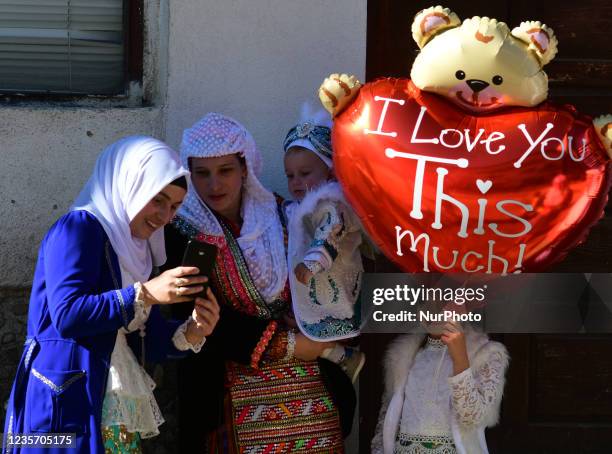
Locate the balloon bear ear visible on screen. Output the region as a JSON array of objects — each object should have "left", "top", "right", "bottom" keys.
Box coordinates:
[
  {"left": 511, "top": 21, "right": 558, "bottom": 66},
  {"left": 412, "top": 5, "right": 461, "bottom": 49}
]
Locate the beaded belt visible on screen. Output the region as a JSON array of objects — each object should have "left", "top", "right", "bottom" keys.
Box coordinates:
[{"left": 395, "top": 433, "right": 456, "bottom": 454}]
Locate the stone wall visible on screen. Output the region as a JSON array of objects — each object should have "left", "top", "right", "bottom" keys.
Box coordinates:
[
  {"left": 0, "top": 288, "right": 29, "bottom": 411},
  {"left": 0, "top": 290, "right": 179, "bottom": 454}
]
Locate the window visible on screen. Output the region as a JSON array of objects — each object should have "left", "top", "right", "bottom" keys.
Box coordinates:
[{"left": 0, "top": 0, "right": 142, "bottom": 96}]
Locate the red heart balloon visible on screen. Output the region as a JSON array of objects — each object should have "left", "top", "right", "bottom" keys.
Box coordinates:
[{"left": 333, "top": 78, "right": 610, "bottom": 273}]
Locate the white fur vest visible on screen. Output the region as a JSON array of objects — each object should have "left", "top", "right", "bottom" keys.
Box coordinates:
[
  {"left": 286, "top": 181, "right": 364, "bottom": 341},
  {"left": 373, "top": 331, "right": 509, "bottom": 454}
]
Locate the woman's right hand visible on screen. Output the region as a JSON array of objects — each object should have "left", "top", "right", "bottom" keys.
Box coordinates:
[
  {"left": 293, "top": 333, "right": 334, "bottom": 361},
  {"left": 142, "top": 266, "right": 208, "bottom": 305}
]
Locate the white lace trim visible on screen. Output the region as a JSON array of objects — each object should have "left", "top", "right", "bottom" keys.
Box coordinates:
[
  {"left": 303, "top": 259, "right": 324, "bottom": 275},
  {"left": 283, "top": 329, "right": 296, "bottom": 361},
  {"left": 102, "top": 331, "right": 164, "bottom": 438},
  {"left": 172, "top": 318, "right": 206, "bottom": 353},
  {"left": 448, "top": 351, "right": 506, "bottom": 428},
  {"left": 425, "top": 337, "right": 445, "bottom": 349},
  {"left": 126, "top": 283, "right": 151, "bottom": 332}
]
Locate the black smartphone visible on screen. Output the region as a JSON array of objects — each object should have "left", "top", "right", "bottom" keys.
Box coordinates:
[{"left": 181, "top": 239, "right": 218, "bottom": 299}]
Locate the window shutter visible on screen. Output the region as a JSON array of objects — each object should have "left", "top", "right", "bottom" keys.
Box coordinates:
[{"left": 0, "top": 0, "right": 125, "bottom": 95}]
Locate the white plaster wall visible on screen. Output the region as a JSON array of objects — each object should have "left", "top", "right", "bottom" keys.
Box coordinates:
[
  {"left": 0, "top": 0, "right": 169, "bottom": 288},
  {"left": 165, "top": 0, "right": 367, "bottom": 195},
  {"left": 0, "top": 107, "right": 163, "bottom": 287},
  {"left": 0, "top": 0, "right": 367, "bottom": 290}
]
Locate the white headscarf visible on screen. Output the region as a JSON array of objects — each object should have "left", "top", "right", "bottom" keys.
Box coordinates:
[
  {"left": 72, "top": 136, "right": 189, "bottom": 284},
  {"left": 177, "top": 113, "right": 288, "bottom": 304}
]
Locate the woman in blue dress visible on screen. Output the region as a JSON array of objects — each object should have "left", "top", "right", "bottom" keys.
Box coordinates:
[{"left": 2, "top": 136, "right": 220, "bottom": 453}]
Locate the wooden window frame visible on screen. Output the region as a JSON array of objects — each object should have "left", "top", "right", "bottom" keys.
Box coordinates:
[
  {"left": 126, "top": 0, "right": 143, "bottom": 87},
  {"left": 0, "top": 0, "right": 143, "bottom": 100}
]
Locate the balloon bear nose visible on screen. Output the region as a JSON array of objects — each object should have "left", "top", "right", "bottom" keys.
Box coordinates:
[{"left": 466, "top": 79, "right": 489, "bottom": 93}]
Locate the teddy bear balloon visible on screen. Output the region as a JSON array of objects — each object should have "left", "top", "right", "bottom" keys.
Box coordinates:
[{"left": 320, "top": 6, "right": 612, "bottom": 274}]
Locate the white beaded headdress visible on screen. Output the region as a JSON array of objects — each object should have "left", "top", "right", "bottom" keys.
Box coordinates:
[{"left": 177, "top": 113, "right": 288, "bottom": 304}]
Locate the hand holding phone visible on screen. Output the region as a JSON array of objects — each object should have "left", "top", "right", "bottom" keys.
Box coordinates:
[
  {"left": 188, "top": 289, "right": 221, "bottom": 337},
  {"left": 181, "top": 239, "right": 218, "bottom": 299},
  {"left": 141, "top": 266, "right": 207, "bottom": 305}
]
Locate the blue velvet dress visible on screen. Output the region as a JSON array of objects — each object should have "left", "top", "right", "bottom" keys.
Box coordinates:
[{"left": 2, "top": 210, "right": 184, "bottom": 454}]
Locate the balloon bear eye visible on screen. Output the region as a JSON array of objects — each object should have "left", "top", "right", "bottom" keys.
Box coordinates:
[
  {"left": 492, "top": 75, "right": 503, "bottom": 85},
  {"left": 455, "top": 70, "right": 466, "bottom": 80}
]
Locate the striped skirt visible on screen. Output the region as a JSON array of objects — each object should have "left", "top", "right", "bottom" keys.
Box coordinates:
[{"left": 207, "top": 359, "right": 344, "bottom": 454}]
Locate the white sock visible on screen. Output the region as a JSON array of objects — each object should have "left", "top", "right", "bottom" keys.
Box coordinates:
[{"left": 321, "top": 344, "right": 346, "bottom": 364}]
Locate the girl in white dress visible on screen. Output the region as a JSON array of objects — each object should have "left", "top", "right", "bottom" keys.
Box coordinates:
[{"left": 371, "top": 321, "right": 509, "bottom": 454}]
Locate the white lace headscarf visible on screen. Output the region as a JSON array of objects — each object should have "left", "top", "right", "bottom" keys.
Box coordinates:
[
  {"left": 72, "top": 136, "right": 189, "bottom": 284},
  {"left": 177, "top": 113, "right": 288, "bottom": 304}
]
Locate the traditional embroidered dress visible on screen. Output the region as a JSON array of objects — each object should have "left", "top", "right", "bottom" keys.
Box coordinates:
[
  {"left": 171, "top": 214, "right": 345, "bottom": 453},
  {"left": 285, "top": 181, "right": 363, "bottom": 341},
  {"left": 371, "top": 331, "right": 509, "bottom": 454},
  {"left": 101, "top": 425, "right": 141, "bottom": 454},
  {"left": 165, "top": 113, "right": 349, "bottom": 453}
]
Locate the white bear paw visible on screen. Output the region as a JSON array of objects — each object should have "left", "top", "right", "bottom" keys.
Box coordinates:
[
  {"left": 594, "top": 115, "right": 612, "bottom": 158},
  {"left": 319, "top": 73, "right": 362, "bottom": 117}
]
